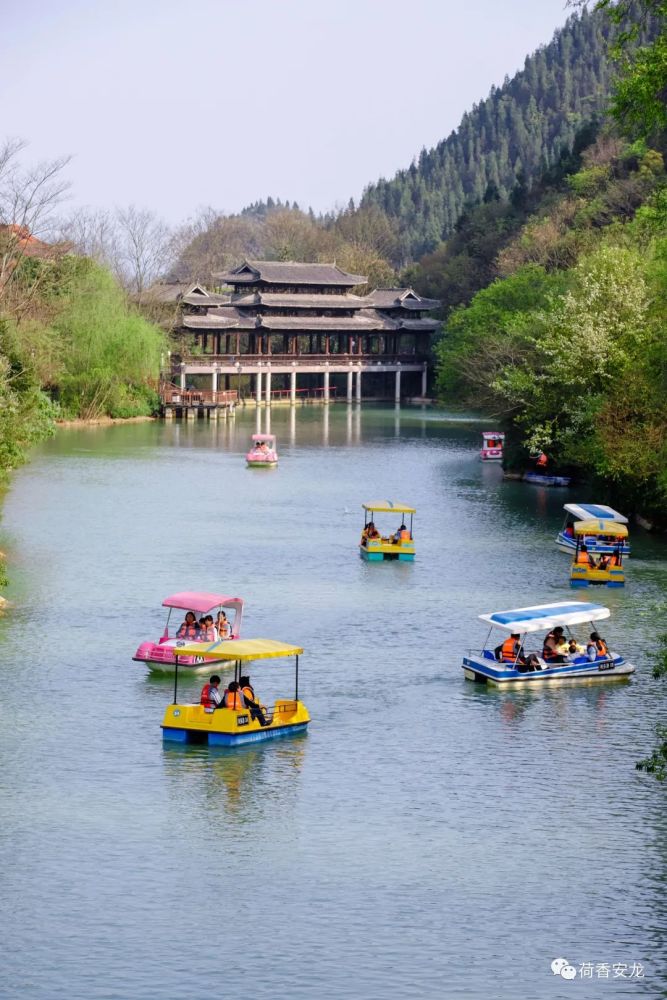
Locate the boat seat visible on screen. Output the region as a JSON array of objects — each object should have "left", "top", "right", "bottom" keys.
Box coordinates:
[{"left": 483, "top": 649, "right": 496, "bottom": 660}]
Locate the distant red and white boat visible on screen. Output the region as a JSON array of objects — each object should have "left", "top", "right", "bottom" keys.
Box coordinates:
[{"left": 480, "top": 431, "right": 505, "bottom": 461}]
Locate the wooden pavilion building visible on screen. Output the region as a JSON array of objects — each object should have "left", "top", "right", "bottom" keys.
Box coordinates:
[{"left": 163, "top": 260, "right": 440, "bottom": 410}]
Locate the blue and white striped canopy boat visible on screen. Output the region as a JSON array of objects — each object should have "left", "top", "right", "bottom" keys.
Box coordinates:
[
  {"left": 462, "top": 601, "right": 635, "bottom": 686},
  {"left": 556, "top": 503, "right": 630, "bottom": 555}
]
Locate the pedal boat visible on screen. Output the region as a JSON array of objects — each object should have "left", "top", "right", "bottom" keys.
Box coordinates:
[
  {"left": 570, "top": 521, "right": 627, "bottom": 588},
  {"left": 246, "top": 433, "right": 278, "bottom": 468},
  {"left": 480, "top": 431, "right": 505, "bottom": 461},
  {"left": 133, "top": 592, "right": 244, "bottom": 674},
  {"left": 523, "top": 471, "right": 571, "bottom": 487},
  {"left": 557, "top": 503, "right": 630, "bottom": 556},
  {"left": 161, "top": 638, "right": 310, "bottom": 746},
  {"left": 461, "top": 601, "right": 635, "bottom": 686},
  {"left": 359, "top": 501, "right": 415, "bottom": 561}
]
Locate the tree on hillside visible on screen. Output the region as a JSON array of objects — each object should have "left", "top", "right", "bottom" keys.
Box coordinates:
[
  {"left": 0, "top": 138, "right": 71, "bottom": 306},
  {"left": 572, "top": 1, "right": 667, "bottom": 136},
  {"left": 114, "top": 206, "right": 173, "bottom": 300}
]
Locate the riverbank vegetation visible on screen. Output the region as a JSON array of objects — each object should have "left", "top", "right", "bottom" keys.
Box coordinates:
[
  {"left": 427, "top": 0, "right": 667, "bottom": 523},
  {"left": 0, "top": 142, "right": 166, "bottom": 489}
]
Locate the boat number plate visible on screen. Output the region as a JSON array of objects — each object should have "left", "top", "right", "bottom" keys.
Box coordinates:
[
  {"left": 598, "top": 662, "right": 614, "bottom": 672},
  {"left": 237, "top": 715, "right": 249, "bottom": 726}
]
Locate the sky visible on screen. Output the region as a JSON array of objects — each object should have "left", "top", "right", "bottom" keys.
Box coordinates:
[{"left": 2, "top": 0, "right": 574, "bottom": 226}]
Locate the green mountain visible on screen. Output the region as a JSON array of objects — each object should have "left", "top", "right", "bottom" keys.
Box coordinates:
[{"left": 360, "top": 7, "right": 657, "bottom": 264}]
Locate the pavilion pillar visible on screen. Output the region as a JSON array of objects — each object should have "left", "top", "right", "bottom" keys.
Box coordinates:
[
  {"left": 346, "top": 369, "right": 353, "bottom": 402},
  {"left": 290, "top": 368, "right": 297, "bottom": 406},
  {"left": 255, "top": 368, "right": 263, "bottom": 406},
  {"left": 179, "top": 364, "right": 186, "bottom": 390},
  {"left": 422, "top": 363, "right": 428, "bottom": 397},
  {"left": 265, "top": 364, "right": 272, "bottom": 406},
  {"left": 212, "top": 366, "right": 218, "bottom": 395},
  {"left": 324, "top": 368, "right": 330, "bottom": 404},
  {"left": 355, "top": 368, "right": 362, "bottom": 403},
  {"left": 394, "top": 367, "right": 401, "bottom": 403}
]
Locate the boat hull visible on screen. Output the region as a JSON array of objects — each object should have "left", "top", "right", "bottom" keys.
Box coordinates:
[
  {"left": 462, "top": 652, "right": 634, "bottom": 687},
  {"left": 162, "top": 699, "right": 310, "bottom": 746},
  {"left": 480, "top": 450, "right": 503, "bottom": 461},
  {"left": 360, "top": 542, "right": 414, "bottom": 562},
  {"left": 570, "top": 565, "right": 625, "bottom": 588},
  {"left": 246, "top": 460, "right": 278, "bottom": 468},
  {"left": 523, "top": 472, "right": 571, "bottom": 487}
]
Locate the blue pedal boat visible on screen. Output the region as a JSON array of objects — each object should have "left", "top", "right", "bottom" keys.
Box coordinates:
[{"left": 461, "top": 601, "right": 635, "bottom": 687}]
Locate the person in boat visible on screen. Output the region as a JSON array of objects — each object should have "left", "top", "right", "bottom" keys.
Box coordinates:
[
  {"left": 201, "top": 675, "right": 223, "bottom": 710},
  {"left": 536, "top": 451, "right": 548, "bottom": 469},
  {"left": 177, "top": 611, "right": 199, "bottom": 639},
  {"left": 575, "top": 544, "right": 596, "bottom": 568},
  {"left": 543, "top": 627, "right": 569, "bottom": 663},
  {"left": 392, "top": 523, "right": 411, "bottom": 544},
  {"left": 567, "top": 638, "right": 585, "bottom": 659},
  {"left": 495, "top": 633, "right": 526, "bottom": 664},
  {"left": 587, "top": 632, "right": 610, "bottom": 660},
  {"left": 216, "top": 610, "right": 232, "bottom": 639},
  {"left": 196, "top": 617, "right": 214, "bottom": 642},
  {"left": 240, "top": 675, "right": 269, "bottom": 727},
  {"left": 596, "top": 553, "right": 611, "bottom": 571},
  {"left": 361, "top": 521, "right": 380, "bottom": 546},
  {"left": 223, "top": 680, "right": 246, "bottom": 710}
]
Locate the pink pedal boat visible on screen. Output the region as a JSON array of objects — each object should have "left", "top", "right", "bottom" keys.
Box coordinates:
[
  {"left": 246, "top": 433, "right": 278, "bottom": 468},
  {"left": 133, "top": 592, "right": 244, "bottom": 674}
]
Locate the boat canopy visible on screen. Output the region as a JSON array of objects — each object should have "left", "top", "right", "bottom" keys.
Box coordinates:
[
  {"left": 362, "top": 501, "right": 416, "bottom": 514},
  {"left": 573, "top": 520, "right": 628, "bottom": 538},
  {"left": 173, "top": 637, "right": 303, "bottom": 661},
  {"left": 251, "top": 434, "right": 276, "bottom": 444},
  {"left": 482, "top": 431, "right": 505, "bottom": 439},
  {"left": 162, "top": 592, "right": 244, "bottom": 614},
  {"left": 479, "top": 601, "right": 610, "bottom": 633},
  {"left": 563, "top": 503, "right": 628, "bottom": 524}
]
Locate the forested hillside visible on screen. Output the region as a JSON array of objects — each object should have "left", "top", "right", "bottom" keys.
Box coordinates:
[
  {"left": 360, "top": 7, "right": 657, "bottom": 263},
  {"left": 432, "top": 0, "right": 667, "bottom": 523}
]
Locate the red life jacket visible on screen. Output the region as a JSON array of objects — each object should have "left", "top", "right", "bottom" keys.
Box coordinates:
[{"left": 200, "top": 683, "right": 216, "bottom": 708}]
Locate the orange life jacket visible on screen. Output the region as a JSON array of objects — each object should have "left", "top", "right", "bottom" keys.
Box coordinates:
[
  {"left": 596, "top": 638, "right": 609, "bottom": 657},
  {"left": 224, "top": 690, "right": 243, "bottom": 710},
  {"left": 399, "top": 529, "right": 410, "bottom": 541},
  {"left": 500, "top": 637, "right": 519, "bottom": 662},
  {"left": 177, "top": 623, "right": 198, "bottom": 639},
  {"left": 241, "top": 685, "right": 255, "bottom": 702},
  {"left": 200, "top": 683, "right": 216, "bottom": 708},
  {"left": 576, "top": 550, "right": 591, "bottom": 565},
  {"left": 536, "top": 453, "right": 548, "bottom": 468}
]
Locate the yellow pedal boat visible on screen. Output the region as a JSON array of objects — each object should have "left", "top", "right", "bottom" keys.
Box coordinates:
[
  {"left": 359, "top": 501, "right": 415, "bottom": 561},
  {"left": 570, "top": 520, "right": 627, "bottom": 588},
  {"left": 161, "top": 638, "right": 310, "bottom": 746}
]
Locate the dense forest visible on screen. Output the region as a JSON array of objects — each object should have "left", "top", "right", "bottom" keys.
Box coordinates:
[{"left": 360, "top": 6, "right": 658, "bottom": 263}]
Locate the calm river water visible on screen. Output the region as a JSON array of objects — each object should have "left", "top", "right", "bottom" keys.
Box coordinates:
[{"left": 0, "top": 405, "right": 665, "bottom": 1000}]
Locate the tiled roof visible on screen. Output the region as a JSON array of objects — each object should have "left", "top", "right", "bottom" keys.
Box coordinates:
[
  {"left": 364, "top": 287, "right": 441, "bottom": 310},
  {"left": 232, "top": 292, "right": 366, "bottom": 309},
  {"left": 213, "top": 259, "right": 367, "bottom": 286}
]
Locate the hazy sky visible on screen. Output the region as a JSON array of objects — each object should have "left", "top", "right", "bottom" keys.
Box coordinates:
[{"left": 2, "top": 0, "right": 572, "bottom": 225}]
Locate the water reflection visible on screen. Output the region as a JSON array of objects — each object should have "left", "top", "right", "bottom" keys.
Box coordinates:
[{"left": 161, "top": 736, "right": 307, "bottom": 825}]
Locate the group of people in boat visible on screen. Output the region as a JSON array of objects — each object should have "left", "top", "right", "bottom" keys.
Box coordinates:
[
  {"left": 176, "top": 610, "right": 232, "bottom": 642},
  {"left": 200, "top": 674, "right": 270, "bottom": 726},
  {"left": 495, "top": 628, "right": 610, "bottom": 672},
  {"left": 360, "top": 522, "right": 411, "bottom": 547},
  {"left": 574, "top": 544, "right": 622, "bottom": 570}
]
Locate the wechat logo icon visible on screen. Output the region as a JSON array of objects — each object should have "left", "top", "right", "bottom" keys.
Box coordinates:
[{"left": 552, "top": 958, "right": 577, "bottom": 980}]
